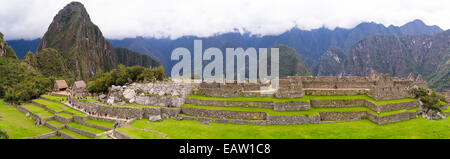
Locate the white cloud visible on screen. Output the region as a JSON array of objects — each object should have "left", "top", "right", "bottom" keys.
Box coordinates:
[{"left": 0, "top": 0, "right": 449, "bottom": 40}]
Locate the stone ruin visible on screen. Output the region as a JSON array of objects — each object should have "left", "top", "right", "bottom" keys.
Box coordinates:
[
  {"left": 102, "top": 82, "right": 199, "bottom": 107},
  {"left": 194, "top": 71, "right": 427, "bottom": 100}
]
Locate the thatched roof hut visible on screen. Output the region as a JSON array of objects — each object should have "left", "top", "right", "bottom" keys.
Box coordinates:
[{"left": 54, "top": 80, "right": 68, "bottom": 91}]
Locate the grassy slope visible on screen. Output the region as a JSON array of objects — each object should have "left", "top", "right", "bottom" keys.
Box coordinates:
[
  {"left": 59, "top": 128, "right": 92, "bottom": 139},
  {"left": 46, "top": 120, "right": 65, "bottom": 128},
  {"left": 187, "top": 94, "right": 417, "bottom": 105},
  {"left": 67, "top": 122, "right": 104, "bottom": 134},
  {"left": 33, "top": 99, "right": 85, "bottom": 116},
  {"left": 21, "top": 104, "right": 54, "bottom": 118},
  {"left": 182, "top": 104, "right": 418, "bottom": 117},
  {"left": 85, "top": 119, "right": 114, "bottom": 129},
  {"left": 0, "top": 100, "right": 54, "bottom": 138},
  {"left": 41, "top": 95, "right": 67, "bottom": 102},
  {"left": 118, "top": 118, "right": 450, "bottom": 139}
]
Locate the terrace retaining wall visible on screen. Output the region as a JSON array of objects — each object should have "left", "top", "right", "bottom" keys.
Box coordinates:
[
  {"left": 57, "top": 131, "right": 76, "bottom": 139},
  {"left": 27, "top": 131, "right": 58, "bottom": 139},
  {"left": 66, "top": 125, "right": 98, "bottom": 138},
  {"left": 181, "top": 107, "right": 266, "bottom": 120},
  {"left": 112, "top": 130, "right": 131, "bottom": 139},
  {"left": 251, "top": 115, "right": 320, "bottom": 125}
]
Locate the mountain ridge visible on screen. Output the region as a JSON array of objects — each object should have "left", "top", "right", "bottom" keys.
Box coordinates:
[{"left": 35, "top": 2, "right": 160, "bottom": 81}]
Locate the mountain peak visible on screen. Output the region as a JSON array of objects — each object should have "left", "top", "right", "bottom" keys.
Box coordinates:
[{"left": 37, "top": 1, "right": 159, "bottom": 80}]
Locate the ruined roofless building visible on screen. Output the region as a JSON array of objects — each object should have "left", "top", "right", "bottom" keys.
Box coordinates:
[
  {"left": 72, "top": 80, "right": 87, "bottom": 95},
  {"left": 194, "top": 71, "right": 427, "bottom": 100}
]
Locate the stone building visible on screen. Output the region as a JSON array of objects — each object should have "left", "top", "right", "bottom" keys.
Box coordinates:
[
  {"left": 54, "top": 80, "right": 68, "bottom": 91},
  {"left": 72, "top": 80, "right": 87, "bottom": 96}
]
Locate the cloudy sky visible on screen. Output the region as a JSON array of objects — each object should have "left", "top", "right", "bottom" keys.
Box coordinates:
[{"left": 0, "top": 0, "right": 449, "bottom": 40}]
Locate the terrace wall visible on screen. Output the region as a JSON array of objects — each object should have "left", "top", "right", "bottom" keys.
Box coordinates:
[
  {"left": 181, "top": 107, "right": 266, "bottom": 120},
  {"left": 319, "top": 111, "right": 418, "bottom": 124},
  {"left": 27, "top": 131, "right": 58, "bottom": 139},
  {"left": 251, "top": 115, "right": 320, "bottom": 125},
  {"left": 112, "top": 130, "right": 131, "bottom": 139}
]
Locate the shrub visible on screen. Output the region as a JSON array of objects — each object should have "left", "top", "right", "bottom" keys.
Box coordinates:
[
  {"left": 87, "top": 65, "right": 166, "bottom": 93},
  {"left": 0, "top": 58, "right": 53, "bottom": 104}
]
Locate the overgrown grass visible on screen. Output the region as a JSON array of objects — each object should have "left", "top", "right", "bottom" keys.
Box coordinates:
[
  {"left": 187, "top": 94, "right": 417, "bottom": 104},
  {"left": 67, "top": 122, "right": 104, "bottom": 134},
  {"left": 0, "top": 100, "right": 54, "bottom": 138},
  {"left": 182, "top": 104, "right": 418, "bottom": 117},
  {"left": 85, "top": 119, "right": 114, "bottom": 129},
  {"left": 59, "top": 128, "right": 92, "bottom": 139},
  {"left": 21, "top": 104, "right": 54, "bottom": 119},
  {"left": 118, "top": 117, "right": 450, "bottom": 139}
]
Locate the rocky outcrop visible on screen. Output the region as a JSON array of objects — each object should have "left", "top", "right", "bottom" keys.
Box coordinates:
[{"left": 105, "top": 82, "right": 198, "bottom": 107}]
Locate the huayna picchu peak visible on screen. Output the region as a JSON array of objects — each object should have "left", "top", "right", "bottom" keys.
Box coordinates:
[{"left": 37, "top": 2, "right": 160, "bottom": 81}]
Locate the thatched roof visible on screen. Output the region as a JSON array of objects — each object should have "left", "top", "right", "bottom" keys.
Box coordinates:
[
  {"left": 73, "top": 80, "right": 86, "bottom": 89},
  {"left": 54, "top": 80, "right": 68, "bottom": 90}
]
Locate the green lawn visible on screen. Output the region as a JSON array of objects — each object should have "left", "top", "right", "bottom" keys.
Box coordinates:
[
  {"left": 57, "top": 112, "right": 73, "bottom": 119},
  {"left": 21, "top": 104, "right": 54, "bottom": 119},
  {"left": 187, "top": 94, "right": 417, "bottom": 105},
  {"left": 0, "top": 100, "right": 54, "bottom": 138},
  {"left": 46, "top": 120, "right": 65, "bottom": 128},
  {"left": 41, "top": 95, "right": 67, "bottom": 102},
  {"left": 59, "top": 128, "right": 92, "bottom": 139},
  {"left": 67, "top": 122, "right": 105, "bottom": 134},
  {"left": 118, "top": 117, "right": 450, "bottom": 139},
  {"left": 85, "top": 119, "right": 115, "bottom": 129},
  {"left": 182, "top": 104, "right": 418, "bottom": 117},
  {"left": 33, "top": 99, "right": 85, "bottom": 117},
  {"left": 117, "top": 125, "right": 166, "bottom": 139}
]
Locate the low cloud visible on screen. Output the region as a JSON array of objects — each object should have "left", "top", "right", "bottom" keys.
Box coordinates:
[{"left": 0, "top": 0, "right": 449, "bottom": 40}]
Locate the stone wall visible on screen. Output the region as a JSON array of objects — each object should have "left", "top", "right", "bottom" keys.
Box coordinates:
[
  {"left": 304, "top": 89, "right": 370, "bottom": 96},
  {"left": 311, "top": 99, "right": 366, "bottom": 108},
  {"left": 319, "top": 111, "right": 367, "bottom": 121},
  {"left": 181, "top": 107, "right": 266, "bottom": 120},
  {"left": 273, "top": 102, "right": 310, "bottom": 111},
  {"left": 70, "top": 99, "right": 180, "bottom": 120},
  {"left": 185, "top": 98, "right": 274, "bottom": 108},
  {"left": 66, "top": 125, "right": 98, "bottom": 138},
  {"left": 112, "top": 130, "right": 131, "bottom": 139},
  {"left": 54, "top": 114, "right": 72, "bottom": 124},
  {"left": 106, "top": 82, "right": 198, "bottom": 106},
  {"left": 251, "top": 115, "right": 320, "bottom": 125},
  {"left": 310, "top": 99, "right": 419, "bottom": 113},
  {"left": 57, "top": 131, "right": 76, "bottom": 139},
  {"left": 27, "top": 131, "right": 58, "bottom": 139},
  {"left": 319, "top": 111, "right": 418, "bottom": 124}
]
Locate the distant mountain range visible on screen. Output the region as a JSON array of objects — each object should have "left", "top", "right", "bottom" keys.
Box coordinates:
[
  {"left": 317, "top": 30, "right": 450, "bottom": 91},
  {"left": 5, "top": 6, "right": 448, "bottom": 90}
]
